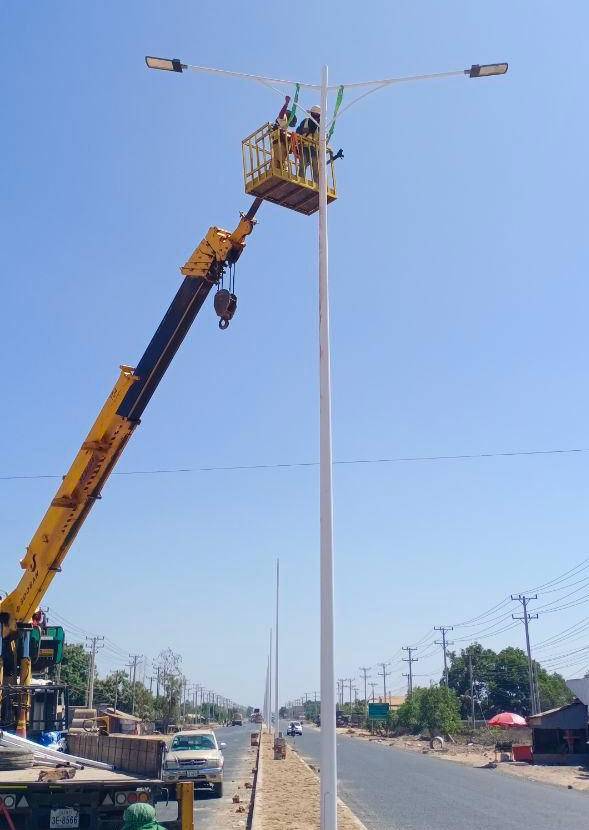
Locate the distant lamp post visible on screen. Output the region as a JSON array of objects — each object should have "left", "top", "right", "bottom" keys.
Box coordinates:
[
  {"left": 467, "top": 63, "right": 509, "bottom": 78},
  {"left": 145, "top": 56, "right": 184, "bottom": 73}
]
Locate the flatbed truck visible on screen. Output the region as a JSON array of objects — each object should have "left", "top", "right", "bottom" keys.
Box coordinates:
[{"left": 0, "top": 766, "right": 194, "bottom": 830}]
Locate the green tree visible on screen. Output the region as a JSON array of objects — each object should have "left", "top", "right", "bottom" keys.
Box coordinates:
[
  {"left": 448, "top": 643, "right": 573, "bottom": 718},
  {"left": 396, "top": 686, "right": 460, "bottom": 735},
  {"left": 447, "top": 643, "right": 496, "bottom": 718},
  {"left": 396, "top": 692, "right": 421, "bottom": 733},
  {"left": 536, "top": 666, "right": 573, "bottom": 711},
  {"left": 416, "top": 686, "right": 461, "bottom": 735},
  {"left": 57, "top": 644, "right": 89, "bottom": 706}
]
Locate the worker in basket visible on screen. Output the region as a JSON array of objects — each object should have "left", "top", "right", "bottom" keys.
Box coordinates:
[
  {"left": 296, "top": 105, "right": 321, "bottom": 184},
  {"left": 272, "top": 95, "right": 297, "bottom": 175}
]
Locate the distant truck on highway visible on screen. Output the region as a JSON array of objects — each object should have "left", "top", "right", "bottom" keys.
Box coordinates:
[
  {"left": 231, "top": 712, "right": 243, "bottom": 726},
  {"left": 251, "top": 709, "right": 263, "bottom": 724}
]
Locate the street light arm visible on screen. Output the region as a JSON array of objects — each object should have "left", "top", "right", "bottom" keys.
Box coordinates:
[
  {"left": 328, "top": 62, "right": 508, "bottom": 125},
  {"left": 182, "top": 61, "right": 320, "bottom": 89},
  {"left": 330, "top": 62, "right": 507, "bottom": 91},
  {"left": 331, "top": 68, "right": 467, "bottom": 90}
]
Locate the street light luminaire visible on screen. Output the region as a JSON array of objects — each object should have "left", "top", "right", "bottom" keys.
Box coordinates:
[
  {"left": 467, "top": 62, "right": 508, "bottom": 78},
  {"left": 145, "top": 56, "right": 184, "bottom": 73}
]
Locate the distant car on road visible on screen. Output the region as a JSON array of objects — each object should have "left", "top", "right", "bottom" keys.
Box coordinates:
[
  {"left": 162, "top": 729, "right": 226, "bottom": 797},
  {"left": 287, "top": 721, "right": 303, "bottom": 736}
]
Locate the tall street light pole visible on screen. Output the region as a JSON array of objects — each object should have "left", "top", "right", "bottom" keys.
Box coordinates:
[
  {"left": 274, "top": 558, "right": 280, "bottom": 737},
  {"left": 145, "top": 57, "right": 508, "bottom": 830}
]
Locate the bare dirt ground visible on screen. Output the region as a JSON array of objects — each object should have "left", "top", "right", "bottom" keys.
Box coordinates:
[
  {"left": 331, "top": 726, "right": 589, "bottom": 792},
  {"left": 254, "top": 731, "right": 367, "bottom": 830}
]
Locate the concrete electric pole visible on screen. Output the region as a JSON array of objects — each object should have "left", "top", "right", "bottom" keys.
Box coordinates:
[
  {"left": 128, "top": 654, "right": 142, "bottom": 716},
  {"left": 511, "top": 594, "right": 539, "bottom": 715},
  {"left": 85, "top": 635, "right": 104, "bottom": 709},
  {"left": 359, "top": 667, "right": 370, "bottom": 712},
  {"left": 377, "top": 663, "right": 389, "bottom": 701},
  {"left": 402, "top": 647, "right": 418, "bottom": 695},
  {"left": 434, "top": 626, "right": 454, "bottom": 685}
]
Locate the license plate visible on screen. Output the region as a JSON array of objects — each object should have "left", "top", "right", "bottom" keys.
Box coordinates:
[{"left": 50, "top": 809, "right": 80, "bottom": 829}]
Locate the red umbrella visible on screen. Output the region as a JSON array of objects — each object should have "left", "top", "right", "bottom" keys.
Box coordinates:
[{"left": 488, "top": 712, "right": 527, "bottom": 727}]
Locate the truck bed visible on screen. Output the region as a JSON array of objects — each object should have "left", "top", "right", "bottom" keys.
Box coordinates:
[{"left": 0, "top": 765, "right": 139, "bottom": 783}]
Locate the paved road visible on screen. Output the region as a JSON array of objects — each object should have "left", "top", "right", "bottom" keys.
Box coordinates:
[
  {"left": 156, "top": 725, "right": 255, "bottom": 828},
  {"left": 289, "top": 726, "right": 589, "bottom": 830},
  {"left": 194, "top": 724, "right": 255, "bottom": 829}
]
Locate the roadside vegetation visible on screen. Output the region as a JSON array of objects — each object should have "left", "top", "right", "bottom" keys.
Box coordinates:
[{"left": 55, "top": 644, "right": 244, "bottom": 725}]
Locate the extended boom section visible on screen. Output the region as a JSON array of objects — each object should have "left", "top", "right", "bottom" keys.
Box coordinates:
[{"left": 0, "top": 205, "right": 260, "bottom": 734}]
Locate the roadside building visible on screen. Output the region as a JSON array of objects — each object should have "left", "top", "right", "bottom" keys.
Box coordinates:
[
  {"left": 97, "top": 706, "right": 149, "bottom": 735},
  {"left": 527, "top": 700, "right": 589, "bottom": 760},
  {"left": 375, "top": 695, "right": 406, "bottom": 710}
]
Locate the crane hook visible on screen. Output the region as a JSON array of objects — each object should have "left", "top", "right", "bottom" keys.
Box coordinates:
[{"left": 214, "top": 288, "right": 237, "bottom": 331}]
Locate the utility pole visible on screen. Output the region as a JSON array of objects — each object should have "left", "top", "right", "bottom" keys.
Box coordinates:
[
  {"left": 275, "top": 557, "right": 280, "bottom": 737},
  {"left": 128, "top": 654, "right": 142, "bottom": 716},
  {"left": 359, "top": 667, "right": 370, "bottom": 712},
  {"left": 468, "top": 653, "right": 475, "bottom": 728},
  {"left": 269, "top": 628, "right": 273, "bottom": 731},
  {"left": 512, "top": 594, "right": 539, "bottom": 715},
  {"left": 377, "top": 663, "right": 389, "bottom": 701},
  {"left": 402, "top": 647, "right": 418, "bottom": 695},
  {"left": 344, "top": 679, "right": 353, "bottom": 711},
  {"left": 85, "top": 636, "right": 104, "bottom": 709},
  {"left": 368, "top": 682, "right": 377, "bottom": 702},
  {"left": 434, "top": 626, "right": 454, "bottom": 685},
  {"left": 337, "top": 679, "right": 345, "bottom": 707},
  {"left": 533, "top": 659, "right": 541, "bottom": 713}
]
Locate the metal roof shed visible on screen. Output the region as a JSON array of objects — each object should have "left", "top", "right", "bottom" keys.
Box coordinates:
[{"left": 527, "top": 700, "right": 588, "bottom": 759}]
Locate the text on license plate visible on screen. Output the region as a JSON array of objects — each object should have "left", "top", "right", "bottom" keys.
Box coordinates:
[{"left": 50, "top": 809, "right": 80, "bottom": 829}]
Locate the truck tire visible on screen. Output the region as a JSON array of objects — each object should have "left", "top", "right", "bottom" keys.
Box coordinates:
[
  {"left": 213, "top": 782, "right": 223, "bottom": 798},
  {"left": 0, "top": 747, "right": 34, "bottom": 771}
]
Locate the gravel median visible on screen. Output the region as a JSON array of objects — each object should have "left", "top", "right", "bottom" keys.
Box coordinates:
[{"left": 254, "top": 731, "right": 367, "bottom": 830}]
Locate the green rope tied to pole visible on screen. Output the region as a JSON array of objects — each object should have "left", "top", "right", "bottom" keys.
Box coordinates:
[
  {"left": 327, "top": 85, "right": 344, "bottom": 143},
  {"left": 288, "top": 83, "right": 300, "bottom": 126}
]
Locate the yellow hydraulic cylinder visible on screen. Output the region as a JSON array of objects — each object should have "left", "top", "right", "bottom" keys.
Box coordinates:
[{"left": 16, "top": 655, "right": 32, "bottom": 737}]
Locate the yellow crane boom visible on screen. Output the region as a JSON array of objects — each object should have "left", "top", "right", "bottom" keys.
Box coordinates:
[{"left": 0, "top": 201, "right": 261, "bottom": 734}]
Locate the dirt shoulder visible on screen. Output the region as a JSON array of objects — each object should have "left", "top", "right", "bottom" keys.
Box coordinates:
[
  {"left": 254, "top": 731, "right": 366, "bottom": 830},
  {"left": 330, "top": 726, "right": 589, "bottom": 793}
]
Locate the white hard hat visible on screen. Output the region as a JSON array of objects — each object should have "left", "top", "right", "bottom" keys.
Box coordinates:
[{"left": 310, "top": 105, "right": 321, "bottom": 115}]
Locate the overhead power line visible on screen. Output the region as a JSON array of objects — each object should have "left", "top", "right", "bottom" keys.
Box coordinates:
[{"left": 2, "top": 445, "right": 589, "bottom": 481}]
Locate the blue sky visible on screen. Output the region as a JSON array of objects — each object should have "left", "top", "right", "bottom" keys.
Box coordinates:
[{"left": 2, "top": 1, "right": 589, "bottom": 707}]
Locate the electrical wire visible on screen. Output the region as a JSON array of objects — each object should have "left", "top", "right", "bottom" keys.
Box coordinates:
[{"left": 2, "top": 445, "right": 589, "bottom": 481}]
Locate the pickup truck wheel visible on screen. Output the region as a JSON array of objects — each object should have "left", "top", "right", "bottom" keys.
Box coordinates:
[{"left": 213, "top": 782, "right": 223, "bottom": 798}]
